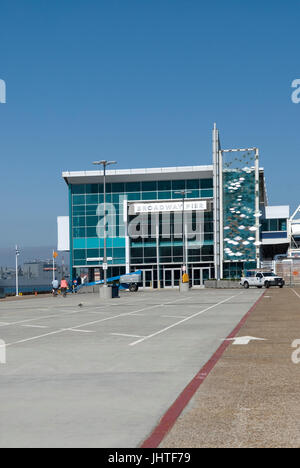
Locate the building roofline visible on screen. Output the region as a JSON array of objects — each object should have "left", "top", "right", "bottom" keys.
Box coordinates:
[{"left": 62, "top": 165, "right": 214, "bottom": 185}]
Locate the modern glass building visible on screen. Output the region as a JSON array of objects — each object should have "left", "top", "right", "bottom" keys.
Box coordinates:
[{"left": 61, "top": 126, "right": 292, "bottom": 287}]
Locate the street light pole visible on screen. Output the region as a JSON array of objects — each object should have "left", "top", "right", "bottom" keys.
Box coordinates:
[
  {"left": 175, "top": 190, "right": 192, "bottom": 275},
  {"left": 15, "top": 245, "right": 20, "bottom": 297},
  {"left": 93, "top": 160, "right": 117, "bottom": 288}
]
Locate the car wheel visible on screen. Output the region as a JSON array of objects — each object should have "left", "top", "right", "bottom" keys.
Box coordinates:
[
  {"left": 279, "top": 284, "right": 284, "bottom": 288},
  {"left": 243, "top": 281, "right": 249, "bottom": 289},
  {"left": 264, "top": 281, "right": 270, "bottom": 289},
  {"left": 257, "top": 286, "right": 263, "bottom": 288},
  {"left": 129, "top": 283, "right": 138, "bottom": 292}
]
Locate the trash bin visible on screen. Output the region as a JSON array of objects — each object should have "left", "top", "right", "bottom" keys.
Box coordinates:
[
  {"left": 111, "top": 284, "right": 119, "bottom": 298},
  {"left": 0, "top": 287, "right": 6, "bottom": 299}
]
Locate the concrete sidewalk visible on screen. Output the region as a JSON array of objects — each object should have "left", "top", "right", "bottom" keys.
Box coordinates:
[{"left": 160, "top": 287, "right": 300, "bottom": 448}]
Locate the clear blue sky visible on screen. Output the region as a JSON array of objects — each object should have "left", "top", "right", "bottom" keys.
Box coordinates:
[{"left": 0, "top": 0, "right": 299, "bottom": 250}]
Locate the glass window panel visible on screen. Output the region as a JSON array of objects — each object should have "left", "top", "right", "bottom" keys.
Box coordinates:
[
  {"left": 200, "top": 189, "right": 213, "bottom": 198},
  {"left": 86, "top": 227, "right": 97, "bottom": 237},
  {"left": 73, "top": 216, "right": 85, "bottom": 227},
  {"left": 144, "top": 247, "right": 156, "bottom": 257},
  {"left": 142, "top": 192, "right": 157, "bottom": 200},
  {"left": 73, "top": 195, "right": 85, "bottom": 205},
  {"left": 87, "top": 249, "right": 100, "bottom": 258},
  {"left": 173, "top": 191, "right": 183, "bottom": 199},
  {"left": 86, "top": 194, "right": 98, "bottom": 204},
  {"left": 279, "top": 219, "right": 287, "bottom": 231},
  {"left": 269, "top": 219, "right": 278, "bottom": 231},
  {"left": 127, "top": 192, "right": 141, "bottom": 200},
  {"left": 112, "top": 182, "right": 125, "bottom": 193},
  {"left": 73, "top": 205, "right": 85, "bottom": 215},
  {"left": 160, "top": 246, "right": 172, "bottom": 257},
  {"left": 131, "top": 247, "right": 143, "bottom": 258},
  {"left": 86, "top": 205, "right": 98, "bottom": 215},
  {"left": 72, "top": 185, "right": 85, "bottom": 194},
  {"left": 113, "top": 248, "right": 125, "bottom": 258},
  {"left": 86, "top": 184, "right": 99, "bottom": 194},
  {"left": 158, "top": 191, "right": 171, "bottom": 200},
  {"left": 158, "top": 180, "right": 171, "bottom": 190},
  {"left": 126, "top": 182, "right": 141, "bottom": 192},
  {"left": 200, "top": 178, "right": 213, "bottom": 188},
  {"left": 73, "top": 249, "right": 86, "bottom": 260},
  {"left": 86, "top": 216, "right": 99, "bottom": 227},
  {"left": 113, "top": 194, "right": 121, "bottom": 203},
  {"left": 172, "top": 180, "right": 185, "bottom": 191},
  {"left": 142, "top": 181, "right": 157, "bottom": 191},
  {"left": 73, "top": 228, "right": 85, "bottom": 238},
  {"left": 187, "top": 179, "right": 199, "bottom": 189},
  {"left": 187, "top": 190, "right": 199, "bottom": 198}
]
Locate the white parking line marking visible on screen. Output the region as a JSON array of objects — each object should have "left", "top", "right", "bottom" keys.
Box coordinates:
[
  {"left": 129, "top": 293, "right": 244, "bottom": 346},
  {"left": 291, "top": 288, "right": 300, "bottom": 299},
  {"left": 3, "top": 295, "right": 195, "bottom": 348},
  {"left": 162, "top": 315, "right": 187, "bottom": 319},
  {"left": 5, "top": 330, "right": 67, "bottom": 347},
  {"left": 62, "top": 328, "right": 94, "bottom": 333},
  {"left": 68, "top": 296, "right": 194, "bottom": 331},
  {"left": 111, "top": 333, "right": 145, "bottom": 338},
  {"left": 0, "top": 310, "right": 82, "bottom": 327},
  {"left": 0, "top": 322, "right": 10, "bottom": 326},
  {"left": 22, "top": 324, "right": 48, "bottom": 329}
]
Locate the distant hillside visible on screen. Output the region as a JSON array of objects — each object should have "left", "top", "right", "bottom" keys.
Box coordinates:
[{"left": 0, "top": 246, "right": 69, "bottom": 268}]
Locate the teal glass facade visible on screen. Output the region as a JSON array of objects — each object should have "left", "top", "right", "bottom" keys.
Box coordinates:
[
  {"left": 70, "top": 178, "right": 214, "bottom": 269},
  {"left": 261, "top": 218, "right": 287, "bottom": 232},
  {"left": 129, "top": 210, "right": 214, "bottom": 265}
]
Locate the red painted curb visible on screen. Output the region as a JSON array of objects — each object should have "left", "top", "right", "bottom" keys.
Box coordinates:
[{"left": 140, "top": 291, "right": 266, "bottom": 448}]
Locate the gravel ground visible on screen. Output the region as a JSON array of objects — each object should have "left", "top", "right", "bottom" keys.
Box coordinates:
[{"left": 160, "top": 287, "right": 300, "bottom": 448}]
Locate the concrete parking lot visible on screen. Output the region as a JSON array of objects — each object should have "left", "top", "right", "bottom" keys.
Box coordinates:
[{"left": 0, "top": 288, "right": 262, "bottom": 448}]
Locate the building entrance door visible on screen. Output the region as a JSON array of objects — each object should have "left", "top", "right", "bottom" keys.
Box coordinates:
[
  {"left": 192, "top": 267, "right": 210, "bottom": 288},
  {"left": 141, "top": 269, "right": 153, "bottom": 288},
  {"left": 163, "top": 268, "right": 181, "bottom": 288}
]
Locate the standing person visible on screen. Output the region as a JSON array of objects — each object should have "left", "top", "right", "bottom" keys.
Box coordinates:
[
  {"left": 60, "top": 277, "right": 68, "bottom": 297},
  {"left": 52, "top": 278, "right": 59, "bottom": 297}
]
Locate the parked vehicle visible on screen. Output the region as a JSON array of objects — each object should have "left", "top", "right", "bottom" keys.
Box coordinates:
[{"left": 240, "top": 271, "right": 285, "bottom": 289}]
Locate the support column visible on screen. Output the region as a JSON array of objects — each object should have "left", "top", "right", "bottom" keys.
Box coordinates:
[
  {"left": 156, "top": 213, "right": 161, "bottom": 289},
  {"left": 213, "top": 123, "right": 222, "bottom": 280},
  {"left": 123, "top": 198, "right": 130, "bottom": 274},
  {"left": 255, "top": 148, "right": 260, "bottom": 268}
]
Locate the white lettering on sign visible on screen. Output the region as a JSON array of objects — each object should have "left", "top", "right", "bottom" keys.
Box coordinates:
[{"left": 133, "top": 201, "right": 207, "bottom": 214}]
